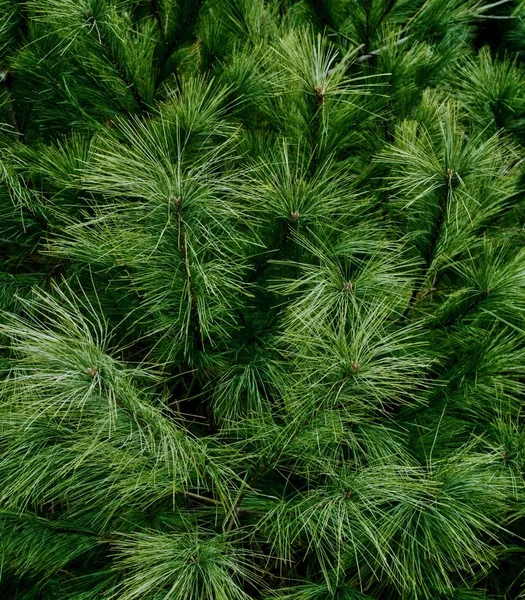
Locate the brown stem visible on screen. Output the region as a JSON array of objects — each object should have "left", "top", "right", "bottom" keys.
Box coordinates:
[
  {"left": 182, "top": 490, "right": 223, "bottom": 507},
  {"left": 224, "top": 457, "right": 277, "bottom": 532}
]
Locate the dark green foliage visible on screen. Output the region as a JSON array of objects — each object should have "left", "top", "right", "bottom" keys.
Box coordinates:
[{"left": 1, "top": 1, "right": 525, "bottom": 599}]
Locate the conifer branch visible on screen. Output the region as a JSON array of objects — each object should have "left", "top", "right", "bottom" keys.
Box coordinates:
[
  {"left": 225, "top": 448, "right": 286, "bottom": 532},
  {"left": 1, "top": 2, "right": 523, "bottom": 597},
  {"left": 86, "top": 13, "right": 149, "bottom": 113},
  {"left": 356, "top": 35, "right": 411, "bottom": 62},
  {"left": 404, "top": 168, "right": 455, "bottom": 316},
  {"left": 154, "top": 0, "right": 204, "bottom": 92},
  {"left": 377, "top": 0, "right": 397, "bottom": 29},
  {"left": 438, "top": 289, "right": 491, "bottom": 328},
  {"left": 424, "top": 168, "right": 454, "bottom": 279},
  {"left": 311, "top": 85, "right": 324, "bottom": 174},
  {"left": 172, "top": 195, "right": 203, "bottom": 353}
]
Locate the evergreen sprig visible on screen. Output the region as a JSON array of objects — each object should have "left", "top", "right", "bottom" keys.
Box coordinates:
[{"left": 1, "top": 1, "right": 525, "bottom": 599}]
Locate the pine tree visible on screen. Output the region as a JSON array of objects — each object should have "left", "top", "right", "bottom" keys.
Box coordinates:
[{"left": 1, "top": 0, "right": 525, "bottom": 598}]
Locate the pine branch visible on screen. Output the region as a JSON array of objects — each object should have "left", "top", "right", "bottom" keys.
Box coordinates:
[
  {"left": 311, "top": 84, "right": 324, "bottom": 174},
  {"left": 356, "top": 35, "right": 411, "bottom": 62},
  {"left": 225, "top": 460, "right": 273, "bottom": 532},
  {"left": 377, "top": 0, "right": 397, "bottom": 29},
  {"left": 2, "top": 2, "right": 524, "bottom": 597},
  {"left": 404, "top": 168, "right": 455, "bottom": 317},
  {"left": 438, "top": 289, "right": 492, "bottom": 328},
  {"left": 172, "top": 195, "right": 203, "bottom": 353},
  {"left": 86, "top": 13, "right": 149, "bottom": 113},
  {"left": 154, "top": 0, "right": 205, "bottom": 92}
]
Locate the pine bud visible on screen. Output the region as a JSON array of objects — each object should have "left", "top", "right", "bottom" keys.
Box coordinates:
[
  {"left": 343, "top": 281, "right": 352, "bottom": 293},
  {"left": 86, "top": 367, "right": 98, "bottom": 378},
  {"left": 291, "top": 210, "right": 300, "bottom": 222}
]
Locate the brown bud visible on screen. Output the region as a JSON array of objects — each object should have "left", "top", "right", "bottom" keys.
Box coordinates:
[
  {"left": 291, "top": 210, "right": 300, "bottom": 222},
  {"left": 351, "top": 361, "right": 360, "bottom": 374},
  {"left": 171, "top": 195, "right": 181, "bottom": 209},
  {"left": 344, "top": 490, "right": 353, "bottom": 499},
  {"left": 446, "top": 168, "right": 455, "bottom": 180},
  {"left": 343, "top": 281, "right": 352, "bottom": 293},
  {"left": 86, "top": 367, "right": 98, "bottom": 378}
]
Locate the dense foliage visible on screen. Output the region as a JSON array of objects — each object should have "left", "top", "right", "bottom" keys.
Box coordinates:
[{"left": 2, "top": 0, "right": 525, "bottom": 598}]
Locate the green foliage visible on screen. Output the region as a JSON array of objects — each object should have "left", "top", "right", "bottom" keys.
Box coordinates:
[{"left": 1, "top": 1, "right": 525, "bottom": 599}]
